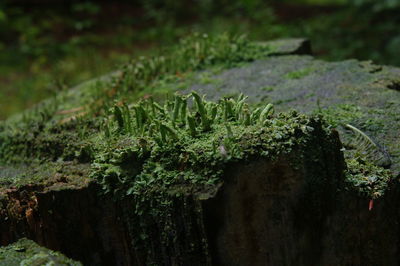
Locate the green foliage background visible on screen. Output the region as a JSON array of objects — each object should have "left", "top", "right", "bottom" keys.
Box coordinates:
[{"left": 1, "top": 0, "right": 400, "bottom": 118}]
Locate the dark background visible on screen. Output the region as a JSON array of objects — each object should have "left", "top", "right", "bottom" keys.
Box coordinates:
[{"left": 1, "top": 0, "right": 399, "bottom": 118}]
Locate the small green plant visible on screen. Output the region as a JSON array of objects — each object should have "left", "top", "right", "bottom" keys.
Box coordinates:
[
  {"left": 93, "top": 92, "right": 335, "bottom": 200},
  {"left": 105, "top": 92, "right": 275, "bottom": 146}
]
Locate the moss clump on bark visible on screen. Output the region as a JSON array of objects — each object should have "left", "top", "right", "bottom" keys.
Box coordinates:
[
  {"left": 345, "top": 156, "right": 392, "bottom": 199},
  {"left": 91, "top": 92, "right": 335, "bottom": 198},
  {"left": 87, "top": 92, "right": 343, "bottom": 264},
  {"left": 0, "top": 161, "right": 90, "bottom": 191}
]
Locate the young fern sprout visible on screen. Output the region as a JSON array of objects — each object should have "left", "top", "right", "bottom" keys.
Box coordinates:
[
  {"left": 250, "top": 107, "right": 261, "bottom": 124},
  {"left": 209, "top": 104, "right": 218, "bottom": 124},
  {"left": 187, "top": 114, "right": 197, "bottom": 137},
  {"left": 113, "top": 105, "right": 125, "bottom": 133},
  {"left": 259, "top": 103, "right": 274, "bottom": 125},
  {"left": 223, "top": 98, "right": 235, "bottom": 122},
  {"left": 149, "top": 97, "right": 156, "bottom": 117},
  {"left": 134, "top": 105, "right": 147, "bottom": 135},
  {"left": 171, "top": 95, "right": 182, "bottom": 127},
  {"left": 180, "top": 98, "right": 187, "bottom": 124},
  {"left": 152, "top": 102, "right": 165, "bottom": 116},
  {"left": 235, "top": 95, "right": 248, "bottom": 121},
  {"left": 122, "top": 103, "right": 133, "bottom": 134},
  {"left": 103, "top": 118, "right": 111, "bottom": 139},
  {"left": 106, "top": 92, "right": 276, "bottom": 148},
  {"left": 192, "top": 91, "right": 211, "bottom": 131},
  {"left": 159, "top": 123, "right": 178, "bottom": 144}
]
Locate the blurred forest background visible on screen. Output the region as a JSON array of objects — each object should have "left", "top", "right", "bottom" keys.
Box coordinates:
[{"left": 1, "top": 0, "right": 400, "bottom": 119}]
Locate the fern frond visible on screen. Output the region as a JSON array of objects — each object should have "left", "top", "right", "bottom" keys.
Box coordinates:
[{"left": 344, "top": 124, "right": 391, "bottom": 167}]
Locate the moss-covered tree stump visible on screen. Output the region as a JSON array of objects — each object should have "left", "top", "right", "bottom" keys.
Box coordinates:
[{"left": 1, "top": 35, "right": 399, "bottom": 265}]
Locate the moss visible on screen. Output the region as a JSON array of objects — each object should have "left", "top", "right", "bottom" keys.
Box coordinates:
[
  {"left": 0, "top": 33, "right": 276, "bottom": 166},
  {"left": 90, "top": 93, "right": 335, "bottom": 199},
  {"left": 198, "top": 72, "right": 222, "bottom": 85},
  {"left": 0, "top": 98, "right": 101, "bottom": 165},
  {"left": 312, "top": 104, "right": 394, "bottom": 198},
  {"left": 0, "top": 37, "right": 318, "bottom": 170},
  {"left": 0, "top": 238, "right": 82, "bottom": 266},
  {"left": 345, "top": 156, "right": 392, "bottom": 199},
  {"left": 260, "top": 86, "right": 274, "bottom": 92},
  {"left": 313, "top": 103, "right": 388, "bottom": 131},
  {"left": 0, "top": 36, "right": 397, "bottom": 264},
  {"left": 85, "top": 93, "right": 341, "bottom": 264},
  {"left": 0, "top": 161, "right": 90, "bottom": 191},
  {"left": 285, "top": 67, "right": 314, "bottom": 79}
]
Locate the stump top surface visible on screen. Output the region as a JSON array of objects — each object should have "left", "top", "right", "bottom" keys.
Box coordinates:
[{"left": 183, "top": 55, "right": 400, "bottom": 175}]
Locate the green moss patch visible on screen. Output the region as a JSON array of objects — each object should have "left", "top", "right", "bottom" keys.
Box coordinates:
[
  {"left": 0, "top": 33, "right": 278, "bottom": 166},
  {"left": 285, "top": 67, "right": 314, "bottom": 79},
  {"left": 345, "top": 156, "right": 392, "bottom": 199},
  {"left": 0, "top": 238, "right": 82, "bottom": 266},
  {"left": 0, "top": 161, "right": 90, "bottom": 191},
  {"left": 86, "top": 92, "right": 343, "bottom": 262},
  {"left": 0, "top": 35, "right": 396, "bottom": 207},
  {"left": 91, "top": 92, "right": 336, "bottom": 199}
]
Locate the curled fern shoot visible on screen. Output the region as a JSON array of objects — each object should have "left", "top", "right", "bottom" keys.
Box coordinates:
[
  {"left": 160, "top": 123, "right": 178, "bottom": 142},
  {"left": 114, "top": 105, "right": 124, "bottom": 133},
  {"left": 172, "top": 95, "right": 182, "bottom": 127},
  {"left": 250, "top": 107, "right": 261, "bottom": 124},
  {"left": 187, "top": 115, "right": 197, "bottom": 137},
  {"left": 122, "top": 103, "right": 132, "bottom": 134},
  {"left": 223, "top": 98, "right": 235, "bottom": 122},
  {"left": 259, "top": 103, "right": 274, "bottom": 125},
  {"left": 209, "top": 104, "right": 218, "bottom": 123},
  {"left": 192, "top": 91, "right": 211, "bottom": 131},
  {"left": 180, "top": 97, "right": 187, "bottom": 124},
  {"left": 159, "top": 123, "right": 167, "bottom": 143},
  {"left": 235, "top": 94, "right": 248, "bottom": 120}
]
